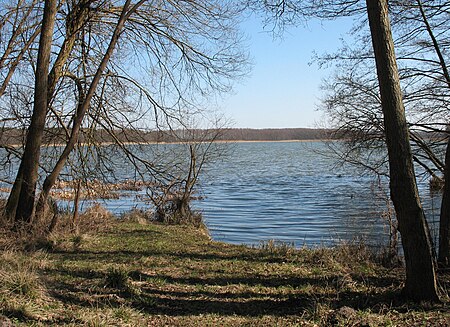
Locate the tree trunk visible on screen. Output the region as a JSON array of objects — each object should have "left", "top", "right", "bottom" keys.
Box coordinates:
[
  {"left": 438, "top": 135, "right": 450, "bottom": 266},
  {"left": 4, "top": 164, "right": 23, "bottom": 219},
  {"left": 7, "top": 0, "right": 91, "bottom": 220},
  {"left": 13, "top": 0, "right": 58, "bottom": 224},
  {"left": 47, "top": 0, "right": 91, "bottom": 100},
  {"left": 365, "top": 0, "right": 439, "bottom": 301},
  {"left": 35, "top": 0, "right": 138, "bottom": 221}
]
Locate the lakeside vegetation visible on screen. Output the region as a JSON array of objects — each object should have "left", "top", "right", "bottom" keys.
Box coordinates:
[{"left": 1, "top": 207, "right": 449, "bottom": 326}]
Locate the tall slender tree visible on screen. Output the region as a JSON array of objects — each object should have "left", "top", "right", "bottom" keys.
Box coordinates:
[
  {"left": 5, "top": 0, "right": 93, "bottom": 219},
  {"left": 365, "top": 0, "right": 438, "bottom": 301},
  {"left": 35, "top": 0, "right": 143, "bottom": 219},
  {"left": 439, "top": 136, "right": 450, "bottom": 265},
  {"left": 316, "top": 0, "right": 450, "bottom": 266},
  {"left": 13, "top": 0, "right": 58, "bottom": 224}
]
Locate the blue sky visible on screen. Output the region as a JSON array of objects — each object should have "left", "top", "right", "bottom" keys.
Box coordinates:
[{"left": 222, "top": 16, "right": 355, "bottom": 129}]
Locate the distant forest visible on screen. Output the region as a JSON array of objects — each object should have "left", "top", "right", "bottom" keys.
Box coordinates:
[
  {"left": 0, "top": 128, "right": 332, "bottom": 145},
  {"left": 218, "top": 128, "right": 331, "bottom": 141}
]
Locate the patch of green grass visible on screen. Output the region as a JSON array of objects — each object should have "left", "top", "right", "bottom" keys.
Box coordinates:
[
  {"left": 1, "top": 220, "right": 449, "bottom": 326},
  {"left": 104, "top": 266, "right": 129, "bottom": 289}
]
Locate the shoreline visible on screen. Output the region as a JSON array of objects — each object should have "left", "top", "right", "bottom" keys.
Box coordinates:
[{"left": 2, "top": 138, "right": 336, "bottom": 148}]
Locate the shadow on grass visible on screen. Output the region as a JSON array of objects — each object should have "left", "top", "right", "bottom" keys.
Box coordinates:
[
  {"left": 50, "top": 248, "right": 315, "bottom": 265},
  {"left": 46, "top": 280, "right": 405, "bottom": 317},
  {"left": 128, "top": 271, "right": 382, "bottom": 290},
  {"left": 42, "top": 264, "right": 416, "bottom": 318},
  {"left": 133, "top": 294, "right": 314, "bottom": 316},
  {"left": 105, "top": 229, "right": 164, "bottom": 237},
  {"left": 38, "top": 226, "right": 448, "bottom": 320}
]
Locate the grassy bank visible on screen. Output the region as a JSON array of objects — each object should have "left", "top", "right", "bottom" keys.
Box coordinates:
[{"left": 0, "top": 217, "right": 449, "bottom": 326}]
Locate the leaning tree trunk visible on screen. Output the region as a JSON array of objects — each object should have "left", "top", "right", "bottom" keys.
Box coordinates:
[
  {"left": 13, "top": 0, "right": 58, "bottom": 225},
  {"left": 35, "top": 84, "right": 85, "bottom": 220},
  {"left": 4, "top": 164, "right": 23, "bottom": 219},
  {"left": 366, "top": 0, "right": 438, "bottom": 301},
  {"left": 7, "top": 0, "right": 91, "bottom": 220},
  {"left": 438, "top": 135, "right": 450, "bottom": 266},
  {"left": 35, "top": 0, "right": 138, "bottom": 222}
]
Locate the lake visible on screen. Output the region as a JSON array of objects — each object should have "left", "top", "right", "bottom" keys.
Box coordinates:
[
  {"left": 0, "top": 141, "right": 442, "bottom": 248},
  {"left": 198, "top": 141, "right": 440, "bottom": 248}
]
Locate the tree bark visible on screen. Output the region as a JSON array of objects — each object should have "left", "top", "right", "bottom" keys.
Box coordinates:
[
  {"left": 438, "top": 135, "right": 450, "bottom": 266},
  {"left": 365, "top": 0, "right": 439, "bottom": 301},
  {"left": 13, "top": 0, "right": 58, "bottom": 224},
  {"left": 4, "top": 164, "right": 23, "bottom": 219},
  {"left": 47, "top": 0, "right": 91, "bottom": 100}
]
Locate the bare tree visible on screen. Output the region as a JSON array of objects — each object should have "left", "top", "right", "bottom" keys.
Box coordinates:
[
  {"left": 439, "top": 136, "right": 450, "bottom": 266},
  {"left": 3, "top": 0, "right": 93, "bottom": 218},
  {"left": 1, "top": 0, "right": 248, "bottom": 226},
  {"left": 317, "top": 0, "right": 450, "bottom": 266},
  {"left": 34, "top": 0, "right": 144, "bottom": 220},
  {"left": 366, "top": 0, "right": 438, "bottom": 301},
  {"left": 150, "top": 127, "right": 227, "bottom": 226}
]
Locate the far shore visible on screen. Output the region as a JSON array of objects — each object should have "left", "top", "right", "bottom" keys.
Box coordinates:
[{"left": 4, "top": 138, "right": 335, "bottom": 148}]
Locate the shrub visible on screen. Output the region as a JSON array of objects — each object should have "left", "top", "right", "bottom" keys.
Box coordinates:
[
  {"left": 76, "top": 203, "right": 114, "bottom": 232},
  {"left": 104, "top": 266, "right": 130, "bottom": 290}
]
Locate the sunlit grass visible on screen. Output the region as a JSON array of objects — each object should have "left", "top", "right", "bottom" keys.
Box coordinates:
[{"left": 0, "top": 218, "right": 448, "bottom": 326}]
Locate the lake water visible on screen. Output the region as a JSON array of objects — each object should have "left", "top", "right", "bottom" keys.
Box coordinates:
[
  {"left": 0, "top": 141, "right": 442, "bottom": 248},
  {"left": 198, "top": 141, "right": 440, "bottom": 247}
]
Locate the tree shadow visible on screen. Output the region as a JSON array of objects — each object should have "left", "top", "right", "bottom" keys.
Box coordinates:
[
  {"left": 49, "top": 247, "right": 311, "bottom": 265},
  {"left": 38, "top": 227, "right": 449, "bottom": 320},
  {"left": 41, "top": 263, "right": 439, "bottom": 319}
]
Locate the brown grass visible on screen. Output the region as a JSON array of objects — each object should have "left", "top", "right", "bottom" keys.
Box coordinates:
[{"left": 0, "top": 215, "right": 448, "bottom": 326}]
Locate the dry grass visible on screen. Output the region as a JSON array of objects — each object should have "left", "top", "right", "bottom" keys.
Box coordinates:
[
  {"left": 0, "top": 200, "right": 115, "bottom": 254},
  {"left": 0, "top": 218, "right": 448, "bottom": 326},
  {"left": 0, "top": 250, "right": 51, "bottom": 324},
  {"left": 0, "top": 199, "right": 448, "bottom": 326}
]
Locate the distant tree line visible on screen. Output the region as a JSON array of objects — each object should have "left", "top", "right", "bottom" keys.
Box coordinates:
[
  {"left": 0, "top": 127, "right": 332, "bottom": 145},
  {"left": 219, "top": 128, "right": 330, "bottom": 141}
]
